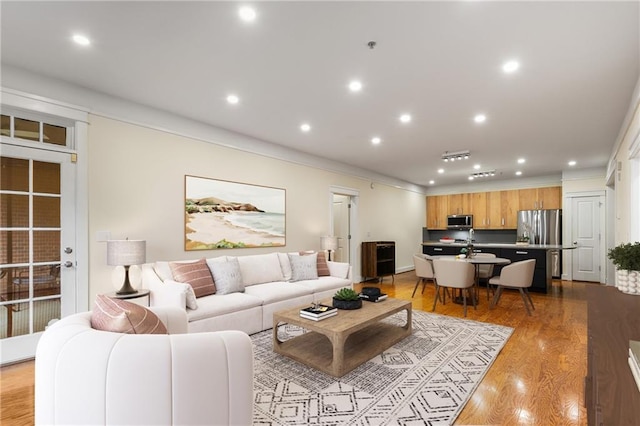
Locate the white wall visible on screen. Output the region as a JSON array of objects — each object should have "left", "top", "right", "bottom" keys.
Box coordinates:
[{"left": 88, "top": 116, "right": 425, "bottom": 302}]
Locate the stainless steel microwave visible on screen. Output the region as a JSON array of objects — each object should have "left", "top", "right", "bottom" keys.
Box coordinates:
[{"left": 447, "top": 215, "right": 473, "bottom": 229}]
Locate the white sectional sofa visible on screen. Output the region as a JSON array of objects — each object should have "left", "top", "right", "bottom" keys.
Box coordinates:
[{"left": 141, "top": 252, "right": 352, "bottom": 335}]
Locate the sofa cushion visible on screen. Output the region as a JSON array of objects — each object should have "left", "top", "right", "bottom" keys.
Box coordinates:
[
  {"left": 243, "top": 281, "right": 313, "bottom": 304},
  {"left": 236, "top": 253, "right": 284, "bottom": 286},
  {"left": 295, "top": 276, "right": 352, "bottom": 294},
  {"left": 90, "top": 294, "right": 167, "bottom": 334},
  {"left": 327, "top": 260, "right": 350, "bottom": 279},
  {"left": 300, "top": 251, "right": 330, "bottom": 276},
  {"left": 164, "top": 280, "right": 198, "bottom": 310},
  {"left": 186, "top": 293, "right": 263, "bottom": 322},
  {"left": 289, "top": 253, "right": 319, "bottom": 282},
  {"left": 209, "top": 258, "right": 244, "bottom": 295},
  {"left": 170, "top": 258, "right": 216, "bottom": 298},
  {"left": 277, "top": 253, "right": 293, "bottom": 281}
]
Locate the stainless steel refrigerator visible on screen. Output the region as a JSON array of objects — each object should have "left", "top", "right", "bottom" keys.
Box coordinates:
[{"left": 517, "top": 209, "right": 562, "bottom": 277}]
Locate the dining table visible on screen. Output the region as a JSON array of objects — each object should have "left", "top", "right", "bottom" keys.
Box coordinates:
[{"left": 430, "top": 255, "right": 511, "bottom": 304}]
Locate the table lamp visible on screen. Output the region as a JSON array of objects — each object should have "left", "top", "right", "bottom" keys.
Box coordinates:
[
  {"left": 320, "top": 236, "right": 338, "bottom": 261},
  {"left": 107, "top": 239, "right": 146, "bottom": 295}
]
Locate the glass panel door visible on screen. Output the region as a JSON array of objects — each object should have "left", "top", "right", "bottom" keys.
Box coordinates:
[{"left": 0, "top": 144, "right": 75, "bottom": 363}]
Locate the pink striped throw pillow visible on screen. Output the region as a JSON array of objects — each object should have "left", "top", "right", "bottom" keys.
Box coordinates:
[
  {"left": 170, "top": 258, "right": 216, "bottom": 298},
  {"left": 91, "top": 294, "right": 167, "bottom": 334}
]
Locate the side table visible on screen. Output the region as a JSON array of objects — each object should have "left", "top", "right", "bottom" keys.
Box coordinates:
[{"left": 105, "top": 289, "right": 151, "bottom": 307}]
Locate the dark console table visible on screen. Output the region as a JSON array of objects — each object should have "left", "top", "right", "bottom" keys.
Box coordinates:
[{"left": 586, "top": 284, "right": 640, "bottom": 425}]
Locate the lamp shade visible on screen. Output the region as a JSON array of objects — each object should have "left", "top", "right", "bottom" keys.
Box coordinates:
[
  {"left": 107, "top": 240, "right": 146, "bottom": 266},
  {"left": 320, "top": 236, "right": 338, "bottom": 252}
]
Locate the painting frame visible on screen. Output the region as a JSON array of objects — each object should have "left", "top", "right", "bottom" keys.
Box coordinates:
[{"left": 184, "top": 175, "right": 286, "bottom": 250}]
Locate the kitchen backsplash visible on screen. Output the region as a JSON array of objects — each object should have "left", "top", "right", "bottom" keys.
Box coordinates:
[{"left": 423, "top": 228, "right": 518, "bottom": 243}]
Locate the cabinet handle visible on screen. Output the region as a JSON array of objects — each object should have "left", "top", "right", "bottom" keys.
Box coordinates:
[
  {"left": 501, "top": 218, "right": 505, "bottom": 226},
  {"left": 434, "top": 248, "right": 443, "bottom": 252},
  {"left": 516, "top": 251, "right": 529, "bottom": 255},
  {"left": 541, "top": 200, "right": 544, "bottom": 209}
]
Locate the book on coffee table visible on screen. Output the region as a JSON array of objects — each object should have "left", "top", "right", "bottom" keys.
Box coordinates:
[
  {"left": 300, "top": 304, "right": 337, "bottom": 319},
  {"left": 300, "top": 310, "right": 338, "bottom": 321},
  {"left": 359, "top": 293, "right": 388, "bottom": 302}
]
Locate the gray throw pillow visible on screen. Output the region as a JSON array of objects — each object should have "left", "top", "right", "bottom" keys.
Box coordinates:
[
  {"left": 288, "top": 252, "right": 319, "bottom": 282},
  {"left": 210, "top": 258, "right": 244, "bottom": 295}
]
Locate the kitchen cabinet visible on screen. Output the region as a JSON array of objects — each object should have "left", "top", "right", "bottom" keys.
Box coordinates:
[
  {"left": 447, "top": 193, "right": 470, "bottom": 215},
  {"left": 426, "top": 186, "right": 560, "bottom": 230},
  {"left": 470, "top": 192, "right": 489, "bottom": 229},
  {"left": 426, "top": 195, "right": 448, "bottom": 229},
  {"left": 487, "top": 190, "right": 519, "bottom": 229},
  {"left": 518, "top": 186, "right": 561, "bottom": 210}
]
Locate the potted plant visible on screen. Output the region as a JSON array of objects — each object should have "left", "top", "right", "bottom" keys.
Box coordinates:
[
  {"left": 608, "top": 242, "right": 640, "bottom": 294},
  {"left": 516, "top": 235, "right": 530, "bottom": 246},
  {"left": 332, "top": 287, "right": 362, "bottom": 310}
]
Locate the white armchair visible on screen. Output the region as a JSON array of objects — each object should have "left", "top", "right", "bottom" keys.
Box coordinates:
[{"left": 35, "top": 306, "right": 253, "bottom": 425}]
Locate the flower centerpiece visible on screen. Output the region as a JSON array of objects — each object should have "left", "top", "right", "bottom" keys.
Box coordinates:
[
  {"left": 332, "top": 287, "right": 362, "bottom": 310},
  {"left": 608, "top": 242, "right": 640, "bottom": 295}
]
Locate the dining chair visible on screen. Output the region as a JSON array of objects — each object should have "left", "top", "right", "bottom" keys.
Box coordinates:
[
  {"left": 474, "top": 252, "right": 497, "bottom": 300},
  {"left": 432, "top": 259, "right": 476, "bottom": 317},
  {"left": 412, "top": 254, "right": 435, "bottom": 297},
  {"left": 489, "top": 259, "right": 536, "bottom": 315}
]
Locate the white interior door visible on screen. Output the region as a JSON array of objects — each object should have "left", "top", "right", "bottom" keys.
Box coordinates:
[
  {"left": 0, "top": 144, "right": 76, "bottom": 364},
  {"left": 571, "top": 195, "right": 603, "bottom": 282},
  {"left": 332, "top": 194, "right": 350, "bottom": 263}
]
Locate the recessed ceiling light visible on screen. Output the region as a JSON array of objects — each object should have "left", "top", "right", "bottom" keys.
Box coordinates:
[
  {"left": 371, "top": 137, "right": 381, "bottom": 145},
  {"left": 348, "top": 80, "right": 362, "bottom": 92},
  {"left": 238, "top": 6, "right": 257, "bottom": 22},
  {"left": 502, "top": 60, "right": 520, "bottom": 73},
  {"left": 517, "top": 158, "right": 526, "bottom": 164},
  {"left": 468, "top": 176, "right": 474, "bottom": 181},
  {"left": 474, "top": 114, "right": 487, "bottom": 124},
  {"left": 300, "top": 123, "right": 311, "bottom": 132},
  {"left": 437, "top": 168, "right": 444, "bottom": 174},
  {"left": 429, "top": 180, "right": 435, "bottom": 185},
  {"left": 515, "top": 171, "right": 522, "bottom": 176},
  {"left": 399, "top": 114, "right": 412, "bottom": 123},
  {"left": 568, "top": 160, "right": 577, "bottom": 166},
  {"left": 473, "top": 164, "right": 481, "bottom": 170},
  {"left": 226, "top": 94, "right": 239, "bottom": 104},
  {"left": 72, "top": 34, "right": 90, "bottom": 46}
]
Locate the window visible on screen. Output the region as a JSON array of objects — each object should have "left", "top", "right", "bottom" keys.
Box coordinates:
[{"left": 1, "top": 112, "right": 72, "bottom": 148}]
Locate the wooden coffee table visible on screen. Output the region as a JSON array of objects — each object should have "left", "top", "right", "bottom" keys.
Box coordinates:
[{"left": 273, "top": 298, "right": 412, "bottom": 377}]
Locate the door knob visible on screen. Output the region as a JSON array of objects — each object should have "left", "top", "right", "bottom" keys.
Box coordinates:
[
  {"left": 64, "top": 247, "right": 73, "bottom": 254},
  {"left": 573, "top": 241, "right": 578, "bottom": 245},
  {"left": 63, "top": 261, "right": 74, "bottom": 268}
]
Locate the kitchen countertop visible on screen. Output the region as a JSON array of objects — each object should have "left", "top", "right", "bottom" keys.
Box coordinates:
[{"left": 422, "top": 241, "right": 576, "bottom": 250}]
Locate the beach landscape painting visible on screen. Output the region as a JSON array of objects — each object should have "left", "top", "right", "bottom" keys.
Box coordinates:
[{"left": 185, "top": 175, "right": 286, "bottom": 250}]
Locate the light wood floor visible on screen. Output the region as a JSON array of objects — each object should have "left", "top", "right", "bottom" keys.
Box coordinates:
[{"left": 0, "top": 271, "right": 589, "bottom": 426}]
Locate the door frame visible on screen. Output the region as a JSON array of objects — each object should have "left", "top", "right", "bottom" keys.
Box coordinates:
[
  {"left": 329, "top": 185, "right": 359, "bottom": 280},
  {"left": 0, "top": 89, "right": 89, "bottom": 364},
  {"left": 563, "top": 190, "right": 606, "bottom": 283}
]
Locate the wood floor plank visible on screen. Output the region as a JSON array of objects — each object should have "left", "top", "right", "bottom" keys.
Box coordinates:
[{"left": 0, "top": 271, "right": 589, "bottom": 425}]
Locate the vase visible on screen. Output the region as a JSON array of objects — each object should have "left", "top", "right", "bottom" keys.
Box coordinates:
[
  {"left": 616, "top": 269, "right": 640, "bottom": 295},
  {"left": 332, "top": 298, "right": 362, "bottom": 310}
]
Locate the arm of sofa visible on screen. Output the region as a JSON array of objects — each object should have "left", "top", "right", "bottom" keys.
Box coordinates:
[
  {"left": 149, "top": 306, "right": 188, "bottom": 334},
  {"left": 327, "top": 260, "right": 352, "bottom": 280},
  {"left": 142, "top": 264, "right": 187, "bottom": 310},
  {"left": 36, "top": 314, "right": 253, "bottom": 426}
]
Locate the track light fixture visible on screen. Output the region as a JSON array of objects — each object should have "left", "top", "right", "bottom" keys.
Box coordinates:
[
  {"left": 470, "top": 169, "right": 496, "bottom": 179},
  {"left": 441, "top": 150, "right": 471, "bottom": 162}
]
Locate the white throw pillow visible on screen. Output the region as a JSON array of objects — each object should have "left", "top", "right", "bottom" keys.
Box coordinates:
[
  {"left": 209, "top": 258, "right": 245, "bottom": 295},
  {"left": 288, "top": 252, "right": 318, "bottom": 282},
  {"left": 278, "top": 252, "right": 293, "bottom": 281},
  {"left": 327, "top": 260, "right": 350, "bottom": 279},
  {"left": 237, "top": 253, "right": 284, "bottom": 286},
  {"left": 165, "top": 280, "right": 198, "bottom": 310}
]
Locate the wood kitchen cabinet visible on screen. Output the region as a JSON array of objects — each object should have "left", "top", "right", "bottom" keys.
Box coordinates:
[
  {"left": 487, "top": 190, "right": 519, "bottom": 229},
  {"left": 447, "top": 193, "right": 470, "bottom": 215},
  {"left": 470, "top": 192, "right": 489, "bottom": 228},
  {"left": 426, "top": 195, "right": 448, "bottom": 229},
  {"left": 518, "top": 186, "right": 561, "bottom": 210}
]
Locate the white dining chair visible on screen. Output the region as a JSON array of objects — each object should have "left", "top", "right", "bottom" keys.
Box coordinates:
[
  {"left": 412, "top": 254, "right": 435, "bottom": 297},
  {"left": 432, "top": 259, "right": 476, "bottom": 317},
  {"left": 474, "top": 252, "right": 497, "bottom": 300},
  {"left": 489, "top": 259, "right": 536, "bottom": 315}
]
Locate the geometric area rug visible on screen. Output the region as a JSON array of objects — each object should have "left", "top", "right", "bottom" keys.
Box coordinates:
[{"left": 252, "top": 310, "right": 513, "bottom": 425}]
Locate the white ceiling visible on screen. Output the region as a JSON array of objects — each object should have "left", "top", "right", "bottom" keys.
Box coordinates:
[{"left": 1, "top": 1, "right": 638, "bottom": 188}]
